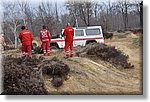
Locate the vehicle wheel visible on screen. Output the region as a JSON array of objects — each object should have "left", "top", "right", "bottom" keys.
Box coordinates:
[
  {"left": 51, "top": 46, "right": 58, "bottom": 50},
  {"left": 86, "top": 41, "right": 97, "bottom": 45}
]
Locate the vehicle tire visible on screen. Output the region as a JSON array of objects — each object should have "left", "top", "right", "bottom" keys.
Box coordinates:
[
  {"left": 86, "top": 41, "right": 97, "bottom": 45},
  {"left": 51, "top": 46, "right": 58, "bottom": 50}
]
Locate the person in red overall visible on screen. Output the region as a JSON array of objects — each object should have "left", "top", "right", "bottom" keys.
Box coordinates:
[
  {"left": 64, "top": 23, "right": 74, "bottom": 57},
  {"left": 19, "top": 26, "right": 34, "bottom": 58},
  {"left": 40, "top": 25, "right": 51, "bottom": 56}
]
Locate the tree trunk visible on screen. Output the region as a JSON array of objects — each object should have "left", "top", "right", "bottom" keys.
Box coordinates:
[
  {"left": 14, "top": 28, "right": 17, "bottom": 49},
  {"left": 14, "top": 35, "right": 18, "bottom": 49}
]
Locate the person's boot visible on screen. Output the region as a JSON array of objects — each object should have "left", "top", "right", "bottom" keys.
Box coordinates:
[
  {"left": 66, "top": 53, "right": 70, "bottom": 57},
  {"left": 47, "top": 53, "right": 50, "bottom": 56},
  {"left": 70, "top": 54, "right": 74, "bottom": 57},
  {"left": 70, "top": 51, "right": 74, "bottom": 57},
  {"left": 44, "top": 53, "right": 46, "bottom": 56}
]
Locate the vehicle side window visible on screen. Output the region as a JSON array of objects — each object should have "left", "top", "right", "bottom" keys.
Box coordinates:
[
  {"left": 86, "top": 28, "right": 101, "bottom": 35},
  {"left": 75, "top": 30, "right": 84, "bottom": 37}
]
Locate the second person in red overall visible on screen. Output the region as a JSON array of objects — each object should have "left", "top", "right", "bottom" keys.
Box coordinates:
[
  {"left": 19, "top": 26, "right": 33, "bottom": 58},
  {"left": 64, "top": 23, "right": 74, "bottom": 57},
  {"left": 40, "top": 25, "right": 51, "bottom": 56}
]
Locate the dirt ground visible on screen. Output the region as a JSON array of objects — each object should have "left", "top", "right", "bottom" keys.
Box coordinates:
[{"left": 2, "top": 31, "right": 142, "bottom": 95}]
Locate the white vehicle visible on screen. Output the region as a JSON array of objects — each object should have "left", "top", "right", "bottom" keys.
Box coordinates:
[{"left": 50, "top": 26, "right": 104, "bottom": 49}]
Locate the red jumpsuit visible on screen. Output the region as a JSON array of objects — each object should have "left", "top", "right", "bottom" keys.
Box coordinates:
[
  {"left": 40, "top": 29, "right": 51, "bottom": 56},
  {"left": 64, "top": 26, "right": 74, "bottom": 57},
  {"left": 19, "top": 29, "right": 33, "bottom": 57}
]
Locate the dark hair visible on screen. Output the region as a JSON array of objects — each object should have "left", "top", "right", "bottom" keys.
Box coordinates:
[
  {"left": 42, "top": 25, "right": 46, "bottom": 29},
  {"left": 21, "top": 26, "right": 26, "bottom": 30}
]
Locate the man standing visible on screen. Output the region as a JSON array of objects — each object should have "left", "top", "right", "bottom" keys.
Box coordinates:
[
  {"left": 40, "top": 25, "right": 51, "bottom": 56},
  {"left": 19, "top": 26, "right": 33, "bottom": 58},
  {"left": 64, "top": 23, "right": 74, "bottom": 57}
]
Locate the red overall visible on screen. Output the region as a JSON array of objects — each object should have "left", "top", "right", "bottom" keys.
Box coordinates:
[
  {"left": 64, "top": 26, "right": 74, "bottom": 57},
  {"left": 19, "top": 29, "right": 33, "bottom": 57},
  {"left": 40, "top": 29, "right": 51, "bottom": 56}
]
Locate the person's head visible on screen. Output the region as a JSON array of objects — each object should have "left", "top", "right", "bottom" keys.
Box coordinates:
[
  {"left": 42, "top": 25, "right": 46, "bottom": 29},
  {"left": 21, "top": 26, "right": 26, "bottom": 30},
  {"left": 67, "top": 23, "right": 70, "bottom": 26}
]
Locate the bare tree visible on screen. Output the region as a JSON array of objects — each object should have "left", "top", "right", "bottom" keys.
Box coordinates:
[
  {"left": 18, "top": 1, "right": 28, "bottom": 26},
  {"left": 117, "top": 0, "right": 130, "bottom": 30},
  {"left": 93, "top": 1, "right": 99, "bottom": 24},
  {"left": 66, "top": 0, "right": 94, "bottom": 26},
  {"left": 78, "top": 1, "right": 93, "bottom": 26},
  {"left": 36, "top": 1, "right": 59, "bottom": 34},
  {"left": 65, "top": 1, "right": 79, "bottom": 27},
  {"left": 2, "top": 1, "right": 21, "bottom": 48},
  {"left": 55, "top": 2, "right": 59, "bottom": 22},
  {"left": 18, "top": 1, "right": 36, "bottom": 34}
]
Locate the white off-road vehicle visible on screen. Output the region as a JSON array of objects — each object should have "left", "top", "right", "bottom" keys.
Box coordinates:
[{"left": 50, "top": 26, "right": 104, "bottom": 49}]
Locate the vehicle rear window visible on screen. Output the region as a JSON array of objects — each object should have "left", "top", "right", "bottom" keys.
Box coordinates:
[
  {"left": 86, "top": 28, "right": 101, "bottom": 35},
  {"left": 75, "top": 30, "right": 84, "bottom": 37}
]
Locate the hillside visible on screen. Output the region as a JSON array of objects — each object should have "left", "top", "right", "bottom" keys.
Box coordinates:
[{"left": 2, "top": 31, "right": 142, "bottom": 95}]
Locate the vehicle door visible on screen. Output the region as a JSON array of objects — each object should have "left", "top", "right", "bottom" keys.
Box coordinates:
[{"left": 74, "top": 29, "right": 85, "bottom": 47}]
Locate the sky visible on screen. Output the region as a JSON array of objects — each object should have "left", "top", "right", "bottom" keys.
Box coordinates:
[
  {"left": 0, "top": 0, "right": 142, "bottom": 9},
  {"left": 0, "top": 0, "right": 142, "bottom": 5}
]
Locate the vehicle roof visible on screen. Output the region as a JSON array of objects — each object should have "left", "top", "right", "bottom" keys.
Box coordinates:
[
  {"left": 61, "top": 26, "right": 102, "bottom": 31},
  {"left": 73, "top": 26, "right": 102, "bottom": 30}
]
